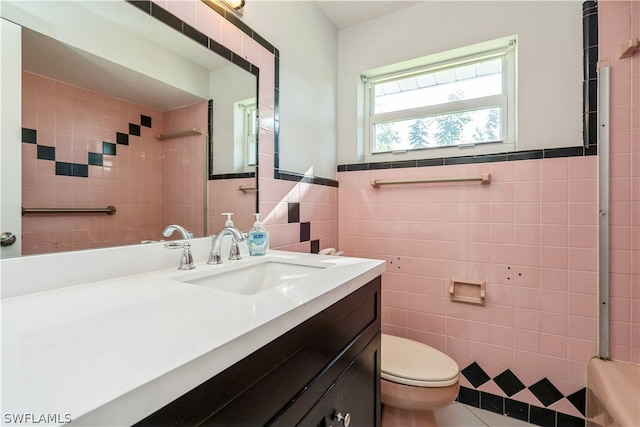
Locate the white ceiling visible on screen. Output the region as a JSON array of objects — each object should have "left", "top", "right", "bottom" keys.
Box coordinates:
[{"left": 314, "top": 1, "right": 420, "bottom": 29}]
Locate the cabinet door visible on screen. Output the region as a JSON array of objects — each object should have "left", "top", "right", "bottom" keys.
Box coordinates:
[{"left": 298, "top": 334, "right": 380, "bottom": 427}]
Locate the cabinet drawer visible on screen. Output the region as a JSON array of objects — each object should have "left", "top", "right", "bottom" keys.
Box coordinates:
[{"left": 273, "top": 332, "right": 381, "bottom": 427}]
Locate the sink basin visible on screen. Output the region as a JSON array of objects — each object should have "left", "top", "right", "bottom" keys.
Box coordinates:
[{"left": 175, "top": 258, "right": 331, "bottom": 295}]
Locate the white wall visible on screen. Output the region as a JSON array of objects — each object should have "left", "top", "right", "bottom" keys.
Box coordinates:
[
  {"left": 243, "top": 1, "right": 338, "bottom": 179},
  {"left": 1, "top": 0, "right": 211, "bottom": 102},
  {"left": 0, "top": 18, "right": 23, "bottom": 258},
  {"left": 209, "top": 64, "right": 257, "bottom": 174},
  {"left": 337, "top": 1, "right": 584, "bottom": 165}
]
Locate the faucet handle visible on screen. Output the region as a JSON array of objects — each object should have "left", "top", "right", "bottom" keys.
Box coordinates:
[
  {"left": 179, "top": 242, "right": 195, "bottom": 270},
  {"left": 165, "top": 241, "right": 195, "bottom": 270}
]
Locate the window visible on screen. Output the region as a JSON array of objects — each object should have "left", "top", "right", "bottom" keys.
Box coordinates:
[
  {"left": 243, "top": 102, "right": 258, "bottom": 167},
  {"left": 363, "top": 37, "right": 516, "bottom": 158},
  {"left": 234, "top": 99, "right": 257, "bottom": 171}
]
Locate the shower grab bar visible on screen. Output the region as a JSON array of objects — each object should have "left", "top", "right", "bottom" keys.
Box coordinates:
[
  {"left": 238, "top": 185, "right": 257, "bottom": 192},
  {"left": 371, "top": 174, "right": 490, "bottom": 188},
  {"left": 22, "top": 205, "right": 117, "bottom": 215}
]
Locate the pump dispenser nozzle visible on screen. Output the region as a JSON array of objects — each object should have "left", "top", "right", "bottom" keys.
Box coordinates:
[{"left": 222, "top": 212, "right": 235, "bottom": 227}]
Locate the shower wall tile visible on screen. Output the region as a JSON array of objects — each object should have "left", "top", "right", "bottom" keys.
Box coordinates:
[
  {"left": 599, "top": 0, "right": 640, "bottom": 363},
  {"left": 21, "top": 72, "right": 165, "bottom": 254},
  {"left": 161, "top": 102, "right": 207, "bottom": 239}
]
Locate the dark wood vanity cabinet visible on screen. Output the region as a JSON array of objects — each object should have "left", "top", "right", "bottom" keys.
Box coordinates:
[{"left": 135, "top": 276, "right": 381, "bottom": 427}]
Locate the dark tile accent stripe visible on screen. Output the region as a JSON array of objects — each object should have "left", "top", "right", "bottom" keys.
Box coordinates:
[
  {"left": 55, "top": 162, "right": 72, "bottom": 176},
  {"left": 480, "top": 391, "right": 504, "bottom": 414},
  {"left": 55, "top": 162, "right": 88, "bottom": 178},
  {"left": 183, "top": 22, "right": 208, "bottom": 48},
  {"left": 231, "top": 54, "right": 252, "bottom": 74},
  {"left": 583, "top": 1, "right": 598, "bottom": 148},
  {"left": 529, "top": 378, "right": 564, "bottom": 407},
  {"left": 116, "top": 132, "right": 129, "bottom": 146},
  {"left": 126, "top": 0, "right": 263, "bottom": 76},
  {"left": 129, "top": 123, "right": 141, "bottom": 136},
  {"left": 558, "top": 412, "right": 586, "bottom": 427},
  {"left": 276, "top": 170, "right": 339, "bottom": 188},
  {"left": 73, "top": 163, "right": 88, "bottom": 178},
  {"left": 88, "top": 152, "right": 103, "bottom": 166},
  {"left": 461, "top": 362, "right": 491, "bottom": 388},
  {"left": 494, "top": 369, "right": 526, "bottom": 397},
  {"left": 337, "top": 145, "right": 597, "bottom": 173},
  {"left": 149, "top": 1, "right": 183, "bottom": 33},
  {"left": 530, "top": 405, "right": 556, "bottom": 427},
  {"left": 505, "top": 398, "right": 529, "bottom": 422},
  {"left": 103, "top": 142, "right": 116, "bottom": 156},
  {"left": 22, "top": 128, "right": 37, "bottom": 144},
  {"left": 459, "top": 360, "right": 587, "bottom": 426},
  {"left": 457, "top": 386, "right": 586, "bottom": 427},
  {"left": 300, "top": 222, "right": 310, "bottom": 242},
  {"left": 37, "top": 145, "right": 55, "bottom": 161},
  {"left": 287, "top": 202, "right": 299, "bottom": 224},
  {"left": 209, "top": 38, "right": 233, "bottom": 63},
  {"left": 457, "top": 386, "right": 480, "bottom": 407},
  {"left": 209, "top": 172, "right": 256, "bottom": 180},
  {"left": 507, "top": 149, "right": 544, "bottom": 161},
  {"left": 26, "top": 108, "right": 155, "bottom": 178},
  {"left": 567, "top": 388, "right": 586, "bottom": 415},
  {"left": 544, "top": 146, "right": 585, "bottom": 159},
  {"left": 141, "top": 115, "right": 152, "bottom": 128}
]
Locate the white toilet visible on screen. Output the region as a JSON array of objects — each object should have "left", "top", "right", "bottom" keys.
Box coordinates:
[{"left": 381, "top": 334, "right": 460, "bottom": 427}]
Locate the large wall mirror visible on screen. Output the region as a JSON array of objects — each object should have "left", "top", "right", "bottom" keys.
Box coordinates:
[{"left": 1, "top": 0, "right": 259, "bottom": 257}]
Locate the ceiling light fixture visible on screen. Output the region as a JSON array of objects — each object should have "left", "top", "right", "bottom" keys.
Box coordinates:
[{"left": 210, "top": 0, "right": 245, "bottom": 16}]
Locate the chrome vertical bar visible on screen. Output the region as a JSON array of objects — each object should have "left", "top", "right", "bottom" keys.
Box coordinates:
[{"left": 597, "top": 65, "right": 610, "bottom": 360}]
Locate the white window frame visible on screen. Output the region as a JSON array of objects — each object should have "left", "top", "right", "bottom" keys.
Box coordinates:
[
  {"left": 234, "top": 99, "right": 257, "bottom": 172},
  {"left": 243, "top": 102, "right": 258, "bottom": 167},
  {"left": 363, "top": 37, "right": 517, "bottom": 161}
]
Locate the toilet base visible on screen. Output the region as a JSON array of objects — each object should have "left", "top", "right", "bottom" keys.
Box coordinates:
[
  {"left": 381, "top": 404, "right": 437, "bottom": 427},
  {"left": 380, "top": 379, "right": 459, "bottom": 427}
]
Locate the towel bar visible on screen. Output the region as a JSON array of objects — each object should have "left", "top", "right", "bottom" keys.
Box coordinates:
[
  {"left": 371, "top": 174, "right": 490, "bottom": 188},
  {"left": 22, "top": 206, "right": 117, "bottom": 215}
]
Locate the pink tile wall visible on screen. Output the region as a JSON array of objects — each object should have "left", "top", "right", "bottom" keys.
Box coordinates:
[
  {"left": 338, "top": 156, "right": 598, "bottom": 401},
  {"left": 161, "top": 103, "right": 207, "bottom": 238},
  {"left": 21, "top": 72, "right": 164, "bottom": 254},
  {"left": 261, "top": 179, "right": 339, "bottom": 253},
  {"left": 599, "top": 0, "right": 640, "bottom": 364},
  {"left": 207, "top": 177, "right": 257, "bottom": 233}
]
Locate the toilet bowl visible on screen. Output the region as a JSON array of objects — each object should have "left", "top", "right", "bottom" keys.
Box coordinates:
[{"left": 381, "top": 334, "right": 460, "bottom": 427}]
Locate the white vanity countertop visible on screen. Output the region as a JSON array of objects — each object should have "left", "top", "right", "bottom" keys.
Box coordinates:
[{"left": 1, "top": 251, "right": 385, "bottom": 426}]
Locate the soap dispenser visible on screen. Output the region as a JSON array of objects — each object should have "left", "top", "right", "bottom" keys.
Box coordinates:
[
  {"left": 247, "top": 213, "right": 269, "bottom": 256},
  {"left": 222, "top": 212, "right": 242, "bottom": 260}
]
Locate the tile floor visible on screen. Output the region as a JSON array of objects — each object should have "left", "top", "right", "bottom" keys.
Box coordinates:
[{"left": 435, "top": 402, "right": 534, "bottom": 426}]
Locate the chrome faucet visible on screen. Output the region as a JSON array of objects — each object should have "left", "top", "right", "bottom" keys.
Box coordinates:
[
  {"left": 208, "top": 226, "right": 246, "bottom": 264},
  {"left": 162, "top": 224, "right": 193, "bottom": 240}
]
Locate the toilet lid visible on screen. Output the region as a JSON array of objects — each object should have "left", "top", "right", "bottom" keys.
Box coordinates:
[{"left": 381, "top": 334, "right": 459, "bottom": 387}]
